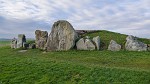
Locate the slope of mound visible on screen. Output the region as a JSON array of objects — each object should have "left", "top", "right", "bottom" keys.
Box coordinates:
[{"left": 80, "top": 30, "right": 150, "bottom": 50}]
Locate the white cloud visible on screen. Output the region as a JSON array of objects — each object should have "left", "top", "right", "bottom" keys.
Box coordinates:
[{"left": 0, "top": 0, "right": 150, "bottom": 38}]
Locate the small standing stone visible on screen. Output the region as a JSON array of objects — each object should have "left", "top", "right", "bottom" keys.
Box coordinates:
[
  {"left": 76, "top": 38, "right": 87, "bottom": 50},
  {"left": 11, "top": 38, "right": 17, "bottom": 49},
  {"left": 76, "top": 37, "right": 96, "bottom": 50},
  {"left": 85, "top": 39, "right": 95, "bottom": 50},
  {"left": 108, "top": 40, "right": 121, "bottom": 51},
  {"left": 93, "top": 36, "right": 100, "bottom": 50}
]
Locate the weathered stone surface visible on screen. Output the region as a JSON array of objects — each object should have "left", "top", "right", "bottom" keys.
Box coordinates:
[
  {"left": 93, "top": 36, "right": 100, "bottom": 50},
  {"left": 17, "top": 34, "right": 26, "bottom": 48},
  {"left": 45, "top": 20, "right": 78, "bottom": 51},
  {"left": 125, "top": 35, "right": 147, "bottom": 51},
  {"left": 29, "top": 43, "right": 36, "bottom": 49},
  {"left": 85, "top": 39, "right": 96, "bottom": 50},
  {"left": 76, "top": 38, "right": 96, "bottom": 50},
  {"left": 11, "top": 38, "right": 17, "bottom": 49},
  {"left": 76, "top": 38, "right": 87, "bottom": 50},
  {"left": 35, "top": 30, "right": 48, "bottom": 49},
  {"left": 108, "top": 40, "right": 121, "bottom": 51}
]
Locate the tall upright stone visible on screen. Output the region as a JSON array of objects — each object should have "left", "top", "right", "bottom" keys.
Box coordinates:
[
  {"left": 35, "top": 30, "right": 48, "bottom": 49},
  {"left": 17, "top": 34, "right": 26, "bottom": 48},
  {"left": 93, "top": 36, "right": 100, "bottom": 50},
  {"left": 45, "top": 20, "right": 78, "bottom": 51}
]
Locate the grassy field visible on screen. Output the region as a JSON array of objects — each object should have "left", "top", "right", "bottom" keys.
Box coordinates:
[
  {"left": 0, "top": 41, "right": 11, "bottom": 47},
  {"left": 0, "top": 47, "right": 150, "bottom": 84},
  {"left": 0, "top": 30, "right": 150, "bottom": 84}
]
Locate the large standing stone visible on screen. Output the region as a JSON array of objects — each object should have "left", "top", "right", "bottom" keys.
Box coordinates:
[
  {"left": 17, "top": 34, "right": 26, "bottom": 48},
  {"left": 125, "top": 35, "right": 147, "bottom": 51},
  {"left": 108, "top": 40, "right": 121, "bottom": 51},
  {"left": 93, "top": 36, "right": 100, "bottom": 50},
  {"left": 45, "top": 20, "right": 78, "bottom": 51},
  {"left": 35, "top": 30, "right": 48, "bottom": 49},
  {"left": 11, "top": 38, "right": 17, "bottom": 49}
]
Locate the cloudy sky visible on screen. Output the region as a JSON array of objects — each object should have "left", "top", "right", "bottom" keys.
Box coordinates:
[{"left": 0, "top": 0, "right": 150, "bottom": 39}]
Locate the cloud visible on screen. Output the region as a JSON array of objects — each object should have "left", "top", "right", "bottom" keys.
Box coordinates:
[{"left": 0, "top": 0, "right": 150, "bottom": 38}]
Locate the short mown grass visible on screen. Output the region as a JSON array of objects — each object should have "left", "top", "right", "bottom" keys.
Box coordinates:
[
  {"left": 0, "top": 30, "right": 150, "bottom": 84},
  {"left": 0, "top": 46, "right": 150, "bottom": 84}
]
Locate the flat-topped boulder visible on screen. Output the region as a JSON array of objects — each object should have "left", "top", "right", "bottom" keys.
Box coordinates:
[
  {"left": 45, "top": 20, "right": 78, "bottom": 51},
  {"left": 125, "top": 35, "right": 147, "bottom": 51}
]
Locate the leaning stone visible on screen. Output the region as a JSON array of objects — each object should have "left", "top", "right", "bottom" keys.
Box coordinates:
[
  {"left": 45, "top": 20, "right": 78, "bottom": 51},
  {"left": 108, "top": 40, "right": 121, "bottom": 51},
  {"left": 93, "top": 36, "right": 100, "bottom": 50},
  {"left": 125, "top": 35, "right": 147, "bottom": 51},
  {"left": 85, "top": 39, "right": 96, "bottom": 50}
]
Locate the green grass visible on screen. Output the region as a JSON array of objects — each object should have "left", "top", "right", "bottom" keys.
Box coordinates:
[
  {"left": 82, "top": 30, "right": 150, "bottom": 49},
  {"left": 0, "top": 30, "right": 150, "bottom": 84},
  {"left": 0, "top": 47, "right": 150, "bottom": 84},
  {"left": 0, "top": 41, "right": 11, "bottom": 47}
]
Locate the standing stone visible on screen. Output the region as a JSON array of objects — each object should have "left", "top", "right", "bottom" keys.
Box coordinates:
[
  {"left": 45, "top": 20, "right": 78, "bottom": 51},
  {"left": 85, "top": 39, "right": 96, "bottom": 50},
  {"left": 125, "top": 35, "right": 147, "bottom": 51},
  {"left": 108, "top": 40, "right": 121, "bottom": 51},
  {"left": 76, "top": 38, "right": 87, "bottom": 50},
  {"left": 11, "top": 38, "right": 17, "bottom": 49},
  {"left": 17, "top": 34, "right": 26, "bottom": 48},
  {"left": 93, "top": 36, "right": 100, "bottom": 50},
  {"left": 76, "top": 37, "right": 96, "bottom": 50},
  {"left": 35, "top": 30, "right": 48, "bottom": 49}
]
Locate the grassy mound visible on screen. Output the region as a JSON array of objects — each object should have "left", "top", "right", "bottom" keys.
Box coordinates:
[{"left": 82, "top": 30, "right": 150, "bottom": 50}]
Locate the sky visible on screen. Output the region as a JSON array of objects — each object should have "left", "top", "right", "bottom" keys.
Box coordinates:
[{"left": 0, "top": 0, "right": 150, "bottom": 39}]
